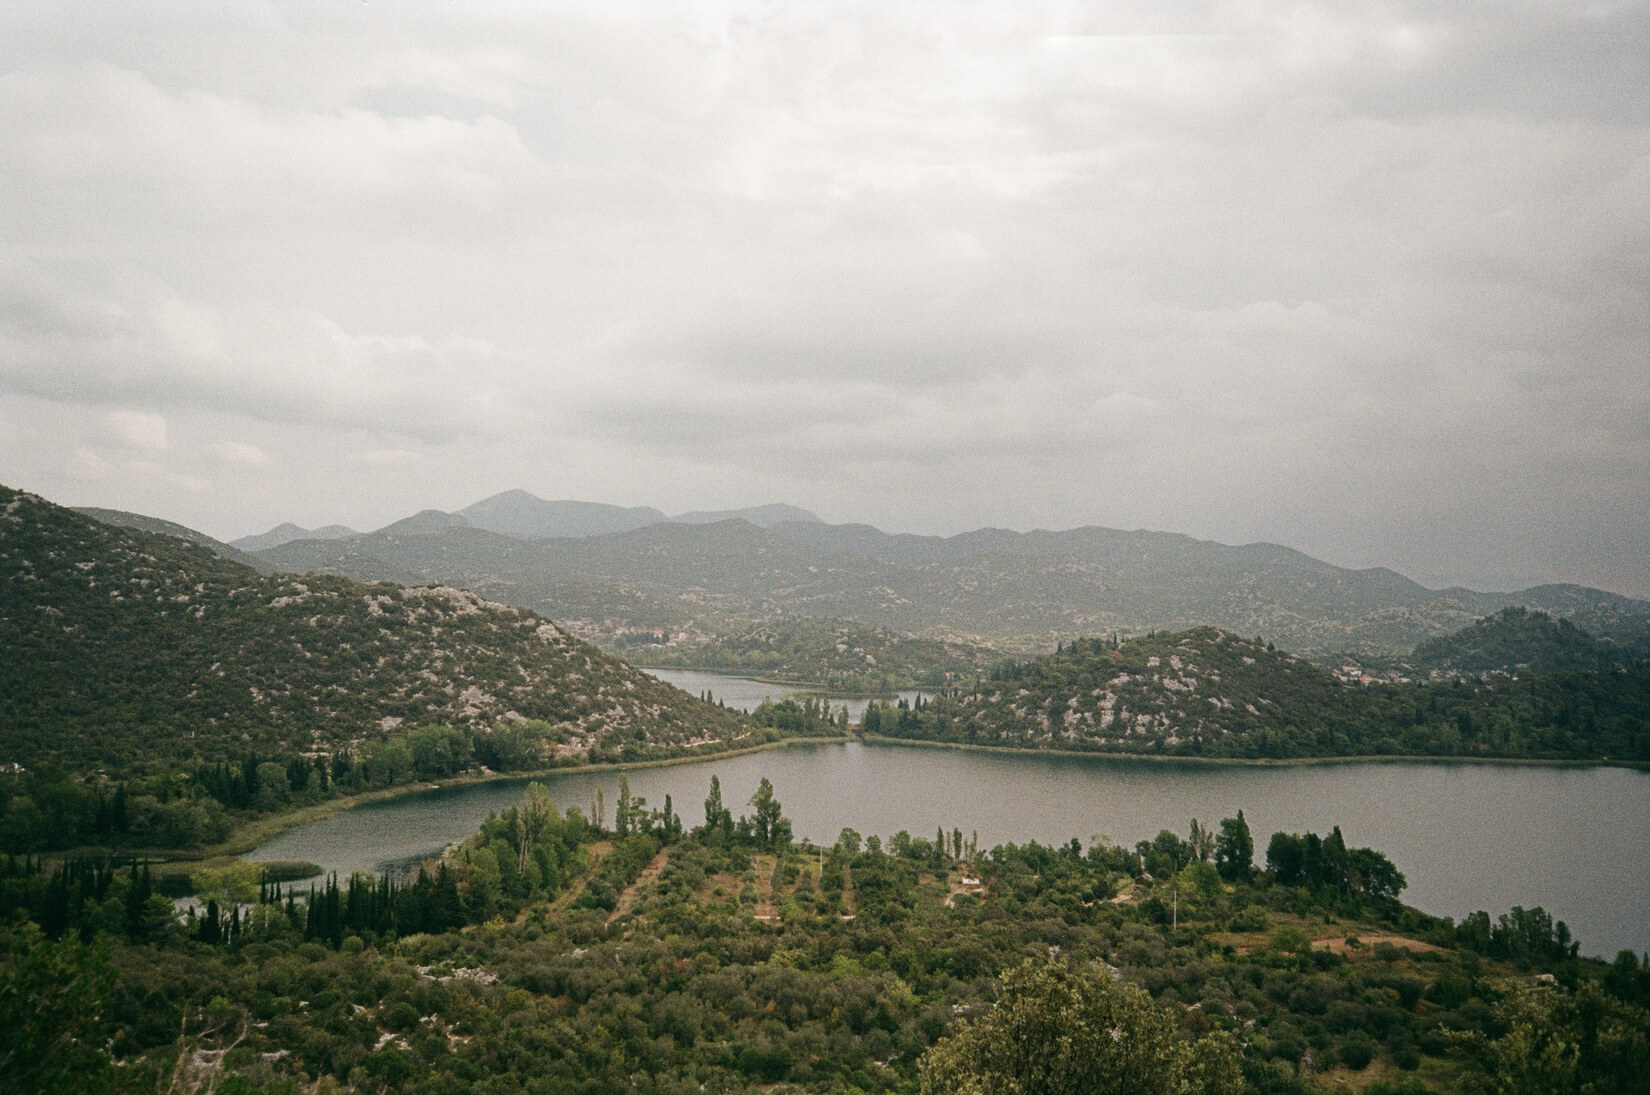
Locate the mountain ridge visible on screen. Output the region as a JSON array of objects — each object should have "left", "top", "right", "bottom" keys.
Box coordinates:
[
  {"left": 254, "top": 516, "right": 1650, "bottom": 658},
  {"left": 80, "top": 493, "right": 1650, "bottom": 660},
  {"left": 74, "top": 506, "right": 275, "bottom": 573},
  {"left": 235, "top": 490, "right": 830, "bottom": 547}
]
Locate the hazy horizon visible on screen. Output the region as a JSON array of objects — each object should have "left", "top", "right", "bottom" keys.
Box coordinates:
[
  {"left": 3, "top": 2, "right": 1645, "bottom": 599},
  {"left": 25, "top": 479, "right": 1628, "bottom": 600}
]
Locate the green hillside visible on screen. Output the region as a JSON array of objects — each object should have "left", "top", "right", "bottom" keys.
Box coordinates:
[
  {"left": 0, "top": 485, "right": 756, "bottom": 778},
  {"left": 1409, "top": 606, "right": 1635, "bottom": 674},
  {"left": 865, "top": 627, "right": 1650, "bottom": 762}
]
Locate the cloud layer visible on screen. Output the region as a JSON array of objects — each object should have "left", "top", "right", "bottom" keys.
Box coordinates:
[{"left": 1, "top": 1, "right": 1645, "bottom": 596}]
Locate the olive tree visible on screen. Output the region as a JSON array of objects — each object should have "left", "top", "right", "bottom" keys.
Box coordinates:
[{"left": 920, "top": 958, "right": 1241, "bottom": 1095}]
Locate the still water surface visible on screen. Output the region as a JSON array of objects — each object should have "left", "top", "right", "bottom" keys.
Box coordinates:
[{"left": 250, "top": 741, "right": 1650, "bottom": 958}]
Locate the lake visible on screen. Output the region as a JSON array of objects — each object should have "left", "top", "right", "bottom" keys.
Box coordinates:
[{"left": 249, "top": 740, "right": 1650, "bottom": 959}]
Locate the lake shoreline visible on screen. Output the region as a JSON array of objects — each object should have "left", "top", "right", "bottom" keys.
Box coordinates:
[
  {"left": 859, "top": 735, "right": 1650, "bottom": 770},
  {"left": 236, "top": 740, "right": 1650, "bottom": 955},
  {"left": 110, "top": 733, "right": 1642, "bottom": 881},
  {"left": 104, "top": 734, "right": 854, "bottom": 871}
]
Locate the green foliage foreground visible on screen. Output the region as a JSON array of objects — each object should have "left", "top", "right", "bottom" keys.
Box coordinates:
[{"left": 2, "top": 781, "right": 1647, "bottom": 1094}]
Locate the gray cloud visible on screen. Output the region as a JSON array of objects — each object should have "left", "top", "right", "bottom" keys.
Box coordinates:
[{"left": 0, "top": 1, "right": 1644, "bottom": 597}]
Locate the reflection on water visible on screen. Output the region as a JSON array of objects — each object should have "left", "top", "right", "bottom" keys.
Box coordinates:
[{"left": 249, "top": 742, "right": 1650, "bottom": 958}]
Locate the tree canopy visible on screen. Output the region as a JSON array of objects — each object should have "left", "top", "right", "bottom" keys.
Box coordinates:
[{"left": 920, "top": 958, "right": 1242, "bottom": 1095}]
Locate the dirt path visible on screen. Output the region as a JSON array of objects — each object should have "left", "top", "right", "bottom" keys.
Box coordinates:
[
  {"left": 840, "top": 863, "right": 857, "bottom": 918},
  {"left": 752, "top": 854, "right": 778, "bottom": 921},
  {"left": 607, "top": 848, "right": 670, "bottom": 925},
  {"left": 1314, "top": 932, "right": 1443, "bottom": 956},
  {"left": 1214, "top": 927, "right": 1443, "bottom": 957},
  {"left": 546, "top": 841, "right": 611, "bottom": 917}
]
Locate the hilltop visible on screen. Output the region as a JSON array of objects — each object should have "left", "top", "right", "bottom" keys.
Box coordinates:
[
  {"left": 0, "top": 485, "right": 756, "bottom": 778},
  {"left": 865, "top": 626, "right": 1650, "bottom": 762},
  {"left": 1409, "top": 606, "right": 1642, "bottom": 675}
]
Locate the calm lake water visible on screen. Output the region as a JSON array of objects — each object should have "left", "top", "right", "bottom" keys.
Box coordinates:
[
  {"left": 640, "top": 667, "right": 927, "bottom": 722},
  {"left": 250, "top": 741, "right": 1650, "bottom": 959}
]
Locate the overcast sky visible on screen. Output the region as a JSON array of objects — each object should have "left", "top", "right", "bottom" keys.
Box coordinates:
[{"left": 1, "top": 1, "right": 1645, "bottom": 597}]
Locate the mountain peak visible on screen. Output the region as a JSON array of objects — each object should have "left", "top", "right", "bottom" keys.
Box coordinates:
[
  {"left": 456, "top": 491, "right": 667, "bottom": 539},
  {"left": 374, "top": 509, "right": 472, "bottom": 536},
  {"left": 232, "top": 522, "right": 358, "bottom": 552},
  {"left": 671, "top": 503, "right": 822, "bottom": 527}
]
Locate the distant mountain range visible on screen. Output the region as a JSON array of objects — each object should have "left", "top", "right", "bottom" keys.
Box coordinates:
[
  {"left": 220, "top": 494, "right": 1650, "bottom": 659},
  {"left": 232, "top": 521, "right": 357, "bottom": 553},
  {"left": 231, "top": 491, "right": 823, "bottom": 551},
  {"left": 81, "top": 489, "right": 1650, "bottom": 661}
]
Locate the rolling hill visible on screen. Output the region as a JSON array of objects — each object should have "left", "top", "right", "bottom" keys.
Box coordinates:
[
  {"left": 230, "top": 521, "right": 357, "bottom": 553},
  {"left": 865, "top": 627, "right": 1650, "bottom": 762},
  {"left": 1, "top": 485, "right": 756, "bottom": 777},
  {"left": 1409, "top": 606, "right": 1640, "bottom": 675}
]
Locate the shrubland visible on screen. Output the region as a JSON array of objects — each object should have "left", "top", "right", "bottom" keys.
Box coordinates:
[{"left": 3, "top": 781, "right": 1644, "bottom": 1094}]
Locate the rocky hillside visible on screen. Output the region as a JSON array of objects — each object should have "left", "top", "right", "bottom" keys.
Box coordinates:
[
  {"left": 0, "top": 485, "right": 754, "bottom": 777},
  {"left": 866, "top": 627, "right": 1650, "bottom": 762}
]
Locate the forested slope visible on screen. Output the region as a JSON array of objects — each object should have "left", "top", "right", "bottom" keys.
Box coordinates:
[
  {"left": 0, "top": 485, "right": 752, "bottom": 777},
  {"left": 1408, "top": 606, "right": 1642, "bottom": 675}
]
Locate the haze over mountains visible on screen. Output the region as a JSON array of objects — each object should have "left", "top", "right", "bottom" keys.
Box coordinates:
[
  {"left": 232, "top": 522, "right": 358, "bottom": 553},
  {"left": 232, "top": 491, "right": 824, "bottom": 551},
  {"left": 228, "top": 490, "right": 1650, "bottom": 659}
]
